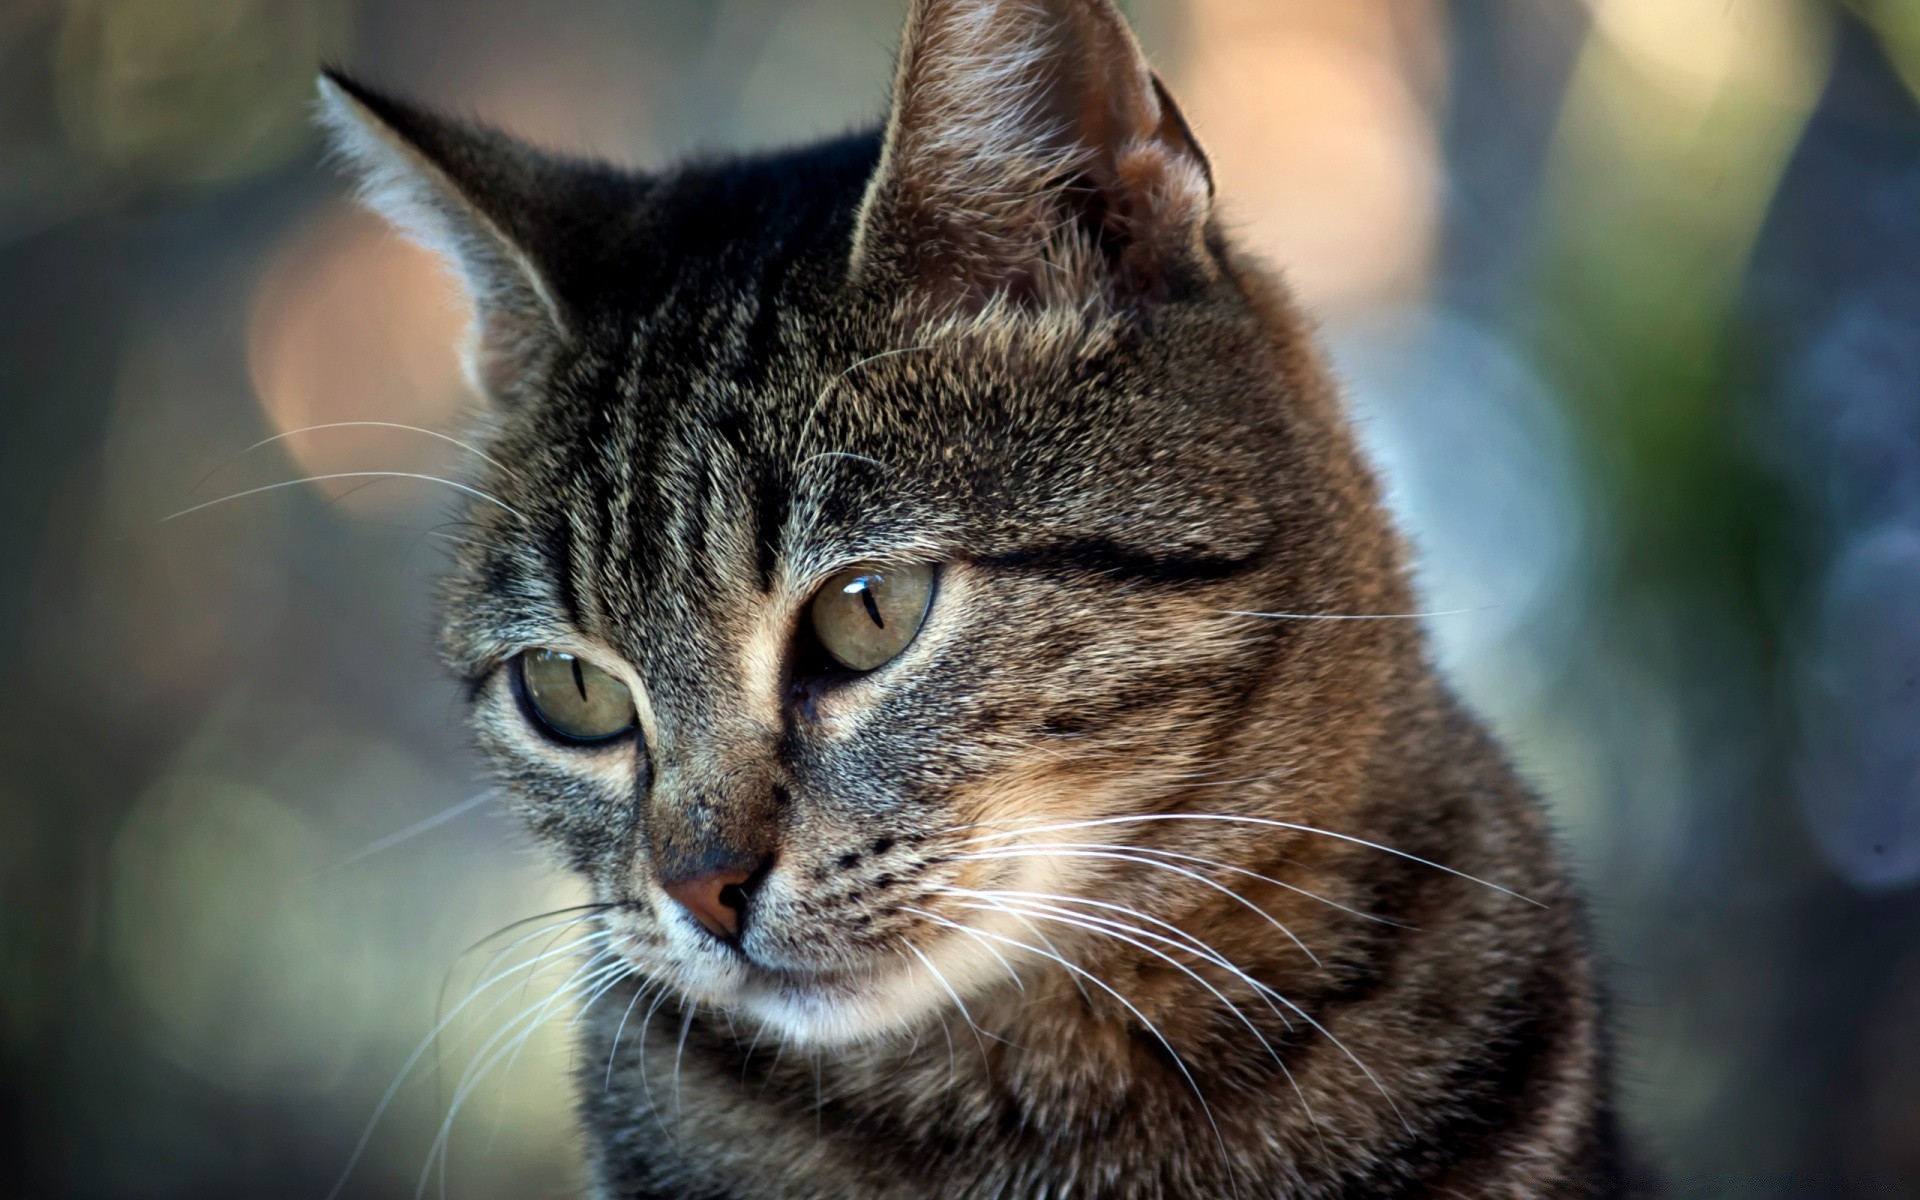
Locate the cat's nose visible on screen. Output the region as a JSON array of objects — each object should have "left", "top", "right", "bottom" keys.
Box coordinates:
[{"left": 660, "top": 855, "right": 768, "bottom": 942}]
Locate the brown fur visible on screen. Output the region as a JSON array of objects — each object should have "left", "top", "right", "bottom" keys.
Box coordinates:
[{"left": 318, "top": 1, "right": 1621, "bottom": 1195}]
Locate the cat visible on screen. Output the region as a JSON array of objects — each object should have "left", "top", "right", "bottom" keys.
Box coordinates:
[{"left": 318, "top": 0, "right": 1625, "bottom": 1195}]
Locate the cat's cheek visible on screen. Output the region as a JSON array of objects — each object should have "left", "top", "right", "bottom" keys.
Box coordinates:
[{"left": 463, "top": 684, "right": 648, "bottom": 880}]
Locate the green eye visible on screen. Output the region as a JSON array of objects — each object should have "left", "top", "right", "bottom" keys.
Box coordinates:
[
  {"left": 517, "top": 650, "right": 637, "bottom": 743},
  {"left": 809, "top": 563, "right": 934, "bottom": 672}
]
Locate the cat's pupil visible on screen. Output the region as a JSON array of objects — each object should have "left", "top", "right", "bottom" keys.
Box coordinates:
[{"left": 852, "top": 579, "right": 886, "bottom": 629}]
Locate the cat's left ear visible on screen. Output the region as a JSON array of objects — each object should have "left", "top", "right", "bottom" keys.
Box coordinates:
[
  {"left": 316, "top": 71, "right": 583, "bottom": 407},
  {"left": 850, "top": 0, "right": 1215, "bottom": 315}
]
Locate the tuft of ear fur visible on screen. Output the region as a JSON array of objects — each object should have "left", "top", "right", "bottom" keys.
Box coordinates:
[
  {"left": 316, "top": 71, "right": 576, "bottom": 407},
  {"left": 850, "top": 0, "right": 1215, "bottom": 316}
]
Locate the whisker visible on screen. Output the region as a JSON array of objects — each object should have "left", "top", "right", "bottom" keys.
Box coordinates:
[
  {"left": 161, "top": 471, "right": 527, "bottom": 524},
  {"left": 975, "top": 839, "right": 1399, "bottom": 927},
  {"left": 313, "top": 788, "right": 499, "bottom": 875},
  {"left": 940, "top": 885, "right": 1293, "bottom": 1031},
  {"left": 964, "top": 815, "right": 1542, "bottom": 906},
  {"left": 737, "top": 1019, "right": 767, "bottom": 1084},
  {"left": 635, "top": 988, "right": 676, "bottom": 1134},
  {"left": 325, "top": 926, "right": 610, "bottom": 1200},
  {"left": 672, "top": 1003, "right": 698, "bottom": 1127},
  {"left": 946, "top": 889, "right": 1323, "bottom": 1141},
  {"left": 437, "top": 905, "right": 619, "bottom": 1051},
  {"left": 191, "top": 420, "right": 517, "bottom": 497},
  {"left": 951, "top": 887, "right": 1404, "bottom": 1135},
  {"left": 421, "top": 946, "right": 630, "bottom": 1200},
  {"left": 902, "top": 907, "right": 1239, "bottom": 1200},
  {"left": 902, "top": 939, "right": 999, "bottom": 1075},
  {"left": 607, "top": 977, "right": 659, "bottom": 1091},
  {"left": 954, "top": 844, "right": 1322, "bottom": 967},
  {"left": 796, "top": 450, "right": 889, "bottom": 472},
  {"left": 478, "top": 953, "right": 635, "bottom": 1162}
]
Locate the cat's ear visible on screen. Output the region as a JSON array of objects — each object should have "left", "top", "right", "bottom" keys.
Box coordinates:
[
  {"left": 315, "top": 71, "right": 576, "bottom": 406},
  {"left": 850, "top": 0, "right": 1215, "bottom": 315}
]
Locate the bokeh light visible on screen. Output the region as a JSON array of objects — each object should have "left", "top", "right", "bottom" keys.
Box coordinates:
[
  {"left": 246, "top": 207, "right": 473, "bottom": 515},
  {"left": 1177, "top": 0, "right": 1444, "bottom": 313},
  {"left": 5, "top": 1, "right": 1920, "bottom": 1196}
]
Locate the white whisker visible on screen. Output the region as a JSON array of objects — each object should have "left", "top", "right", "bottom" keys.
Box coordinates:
[
  {"left": 965, "top": 814, "right": 1541, "bottom": 906},
  {"left": 326, "top": 925, "right": 609, "bottom": 1200},
  {"left": 955, "top": 844, "right": 1322, "bottom": 966},
  {"left": 672, "top": 1002, "right": 697, "bottom": 1126},
  {"left": 196, "top": 420, "right": 516, "bottom": 493},
  {"left": 946, "top": 889, "right": 1323, "bottom": 1140},
  {"left": 902, "top": 906, "right": 1239, "bottom": 1199},
  {"left": 162, "top": 471, "right": 527, "bottom": 524},
  {"left": 419, "top": 946, "right": 630, "bottom": 1200},
  {"left": 315, "top": 788, "right": 499, "bottom": 875},
  {"left": 975, "top": 838, "right": 1398, "bottom": 928},
  {"left": 903, "top": 938, "right": 998, "bottom": 1074}
]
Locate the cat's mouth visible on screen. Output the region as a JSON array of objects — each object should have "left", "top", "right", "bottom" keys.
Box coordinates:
[
  {"left": 666, "top": 908, "right": 1040, "bottom": 1046},
  {"left": 702, "top": 952, "right": 914, "bottom": 1045}
]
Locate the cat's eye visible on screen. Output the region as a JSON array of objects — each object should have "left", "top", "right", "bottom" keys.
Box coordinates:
[
  {"left": 809, "top": 563, "right": 935, "bottom": 672},
  {"left": 517, "top": 649, "right": 637, "bottom": 743}
]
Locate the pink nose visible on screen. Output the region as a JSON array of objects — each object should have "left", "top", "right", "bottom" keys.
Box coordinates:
[{"left": 662, "top": 867, "right": 757, "bottom": 941}]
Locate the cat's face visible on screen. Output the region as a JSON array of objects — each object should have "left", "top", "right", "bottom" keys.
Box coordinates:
[
  {"left": 323, "top": 0, "right": 1400, "bottom": 1046},
  {"left": 443, "top": 296, "right": 1329, "bottom": 1042}
]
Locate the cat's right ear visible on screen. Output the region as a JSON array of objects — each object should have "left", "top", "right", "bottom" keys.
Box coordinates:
[{"left": 316, "top": 71, "right": 573, "bottom": 407}]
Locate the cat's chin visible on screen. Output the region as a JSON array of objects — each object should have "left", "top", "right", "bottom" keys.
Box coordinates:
[
  {"left": 695, "top": 933, "right": 1013, "bottom": 1048},
  {"left": 721, "top": 959, "right": 946, "bottom": 1048}
]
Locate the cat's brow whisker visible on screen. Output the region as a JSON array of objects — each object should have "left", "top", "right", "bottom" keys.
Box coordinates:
[
  {"left": 954, "top": 845, "right": 1322, "bottom": 967},
  {"left": 794, "top": 344, "right": 934, "bottom": 453},
  {"left": 901, "top": 906, "right": 1240, "bottom": 1200},
  {"left": 192, "top": 420, "right": 518, "bottom": 497},
  {"left": 161, "top": 471, "right": 528, "bottom": 524},
  {"left": 964, "top": 815, "right": 1543, "bottom": 906},
  {"left": 796, "top": 449, "right": 889, "bottom": 472}
]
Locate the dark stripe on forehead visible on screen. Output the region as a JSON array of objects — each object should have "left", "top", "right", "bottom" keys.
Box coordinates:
[
  {"left": 751, "top": 465, "right": 787, "bottom": 590},
  {"left": 546, "top": 507, "right": 581, "bottom": 627}
]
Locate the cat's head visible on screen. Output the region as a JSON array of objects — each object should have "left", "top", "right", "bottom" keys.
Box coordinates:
[{"left": 321, "top": 0, "right": 1410, "bottom": 1046}]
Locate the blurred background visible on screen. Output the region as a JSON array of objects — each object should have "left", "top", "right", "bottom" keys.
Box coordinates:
[{"left": 2, "top": 0, "right": 1918, "bottom": 1195}]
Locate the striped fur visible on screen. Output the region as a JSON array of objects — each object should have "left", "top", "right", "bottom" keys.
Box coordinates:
[{"left": 319, "top": 1, "right": 1622, "bottom": 1195}]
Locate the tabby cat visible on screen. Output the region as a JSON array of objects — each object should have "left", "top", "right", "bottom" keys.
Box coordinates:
[{"left": 319, "top": 0, "right": 1622, "bottom": 1194}]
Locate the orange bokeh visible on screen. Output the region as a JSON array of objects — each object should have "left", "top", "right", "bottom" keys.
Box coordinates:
[{"left": 246, "top": 207, "right": 475, "bottom": 514}]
